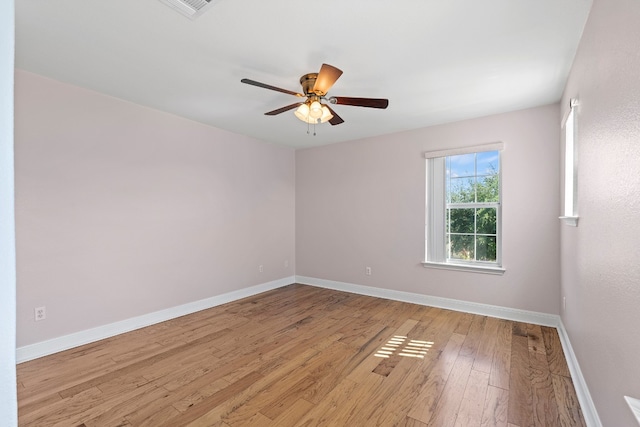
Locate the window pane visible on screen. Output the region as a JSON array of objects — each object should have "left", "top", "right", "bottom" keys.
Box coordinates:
[
  {"left": 449, "top": 177, "right": 475, "bottom": 203},
  {"left": 448, "top": 234, "right": 474, "bottom": 260},
  {"left": 476, "top": 151, "right": 499, "bottom": 176},
  {"left": 448, "top": 208, "right": 474, "bottom": 233},
  {"left": 477, "top": 236, "right": 497, "bottom": 261},
  {"left": 448, "top": 153, "right": 476, "bottom": 178},
  {"left": 476, "top": 208, "right": 497, "bottom": 234},
  {"left": 476, "top": 175, "right": 499, "bottom": 203}
]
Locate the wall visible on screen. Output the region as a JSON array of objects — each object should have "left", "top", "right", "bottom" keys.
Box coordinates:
[
  {"left": 0, "top": 0, "right": 18, "bottom": 425},
  {"left": 296, "top": 104, "right": 561, "bottom": 314},
  {"left": 15, "top": 70, "right": 295, "bottom": 347},
  {"left": 560, "top": 0, "right": 640, "bottom": 425}
]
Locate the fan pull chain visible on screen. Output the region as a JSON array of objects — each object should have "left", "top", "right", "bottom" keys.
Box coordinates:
[{"left": 306, "top": 119, "right": 317, "bottom": 136}]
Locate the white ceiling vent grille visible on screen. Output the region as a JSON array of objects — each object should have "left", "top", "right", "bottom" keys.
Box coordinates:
[{"left": 158, "top": 0, "right": 218, "bottom": 19}]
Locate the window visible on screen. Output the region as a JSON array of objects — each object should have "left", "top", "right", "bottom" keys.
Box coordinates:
[
  {"left": 560, "top": 99, "right": 579, "bottom": 226},
  {"left": 424, "top": 143, "right": 504, "bottom": 274}
]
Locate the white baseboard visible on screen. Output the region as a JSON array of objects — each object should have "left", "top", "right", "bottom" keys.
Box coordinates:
[
  {"left": 295, "top": 275, "right": 602, "bottom": 427},
  {"left": 556, "top": 320, "right": 603, "bottom": 427},
  {"left": 295, "top": 275, "right": 559, "bottom": 326},
  {"left": 16, "top": 276, "right": 294, "bottom": 363}
]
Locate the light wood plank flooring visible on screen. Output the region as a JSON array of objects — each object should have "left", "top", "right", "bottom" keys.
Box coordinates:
[{"left": 17, "top": 284, "right": 586, "bottom": 426}]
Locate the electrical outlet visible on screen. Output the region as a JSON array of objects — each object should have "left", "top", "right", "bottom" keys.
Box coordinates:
[
  {"left": 365, "top": 266, "right": 372, "bottom": 276},
  {"left": 35, "top": 306, "right": 46, "bottom": 321},
  {"left": 562, "top": 296, "right": 566, "bottom": 311},
  {"left": 259, "top": 265, "right": 264, "bottom": 273},
  {"left": 284, "top": 259, "right": 289, "bottom": 268}
]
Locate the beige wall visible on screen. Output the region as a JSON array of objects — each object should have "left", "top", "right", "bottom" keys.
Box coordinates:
[
  {"left": 560, "top": 0, "right": 640, "bottom": 425},
  {"left": 15, "top": 70, "right": 296, "bottom": 347},
  {"left": 296, "top": 104, "right": 561, "bottom": 314}
]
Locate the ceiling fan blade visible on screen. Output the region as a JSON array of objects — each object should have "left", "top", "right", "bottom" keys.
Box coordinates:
[
  {"left": 265, "top": 103, "right": 302, "bottom": 116},
  {"left": 312, "top": 64, "right": 343, "bottom": 95},
  {"left": 332, "top": 97, "right": 389, "bottom": 109},
  {"left": 325, "top": 105, "right": 344, "bottom": 125},
  {"left": 241, "top": 78, "right": 304, "bottom": 97}
]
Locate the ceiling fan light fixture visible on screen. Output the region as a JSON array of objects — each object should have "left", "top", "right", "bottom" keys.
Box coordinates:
[
  {"left": 294, "top": 103, "right": 311, "bottom": 123},
  {"left": 309, "top": 101, "right": 323, "bottom": 119},
  {"left": 294, "top": 102, "right": 334, "bottom": 124},
  {"left": 319, "top": 105, "right": 333, "bottom": 123}
]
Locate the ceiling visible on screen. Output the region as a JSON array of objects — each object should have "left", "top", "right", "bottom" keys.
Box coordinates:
[{"left": 15, "top": 0, "right": 592, "bottom": 149}]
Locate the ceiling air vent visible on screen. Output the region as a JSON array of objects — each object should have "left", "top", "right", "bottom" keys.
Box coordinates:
[{"left": 158, "top": 0, "right": 218, "bottom": 19}]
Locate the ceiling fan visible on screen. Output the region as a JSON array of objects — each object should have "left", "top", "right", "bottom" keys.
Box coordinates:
[{"left": 241, "top": 64, "right": 389, "bottom": 127}]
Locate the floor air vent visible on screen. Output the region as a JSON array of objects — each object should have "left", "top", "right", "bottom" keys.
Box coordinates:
[{"left": 158, "top": 0, "right": 218, "bottom": 19}]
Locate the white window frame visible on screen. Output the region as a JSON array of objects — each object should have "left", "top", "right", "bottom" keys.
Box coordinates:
[
  {"left": 560, "top": 99, "right": 579, "bottom": 226},
  {"left": 423, "top": 142, "right": 505, "bottom": 275}
]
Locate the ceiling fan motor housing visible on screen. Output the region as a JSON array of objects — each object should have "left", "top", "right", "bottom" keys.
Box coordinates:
[{"left": 300, "top": 73, "right": 320, "bottom": 96}]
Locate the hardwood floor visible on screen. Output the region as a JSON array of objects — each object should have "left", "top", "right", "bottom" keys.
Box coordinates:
[{"left": 17, "top": 284, "right": 586, "bottom": 426}]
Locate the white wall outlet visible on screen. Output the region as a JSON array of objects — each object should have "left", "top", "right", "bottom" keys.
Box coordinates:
[
  {"left": 365, "top": 266, "right": 372, "bottom": 276},
  {"left": 259, "top": 264, "right": 264, "bottom": 273},
  {"left": 284, "top": 259, "right": 289, "bottom": 268},
  {"left": 562, "top": 296, "right": 566, "bottom": 311},
  {"left": 35, "top": 306, "right": 46, "bottom": 321}
]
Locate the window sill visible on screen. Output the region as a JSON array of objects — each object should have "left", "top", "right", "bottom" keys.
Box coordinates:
[
  {"left": 422, "top": 261, "right": 505, "bottom": 275},
  {"left": 559, "top": 216, "right": 579, "bottom": 227}
]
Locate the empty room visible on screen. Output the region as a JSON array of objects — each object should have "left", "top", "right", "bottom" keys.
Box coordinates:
[{"left": 2, "top": 0, "right": 640, "bottom": 426}]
